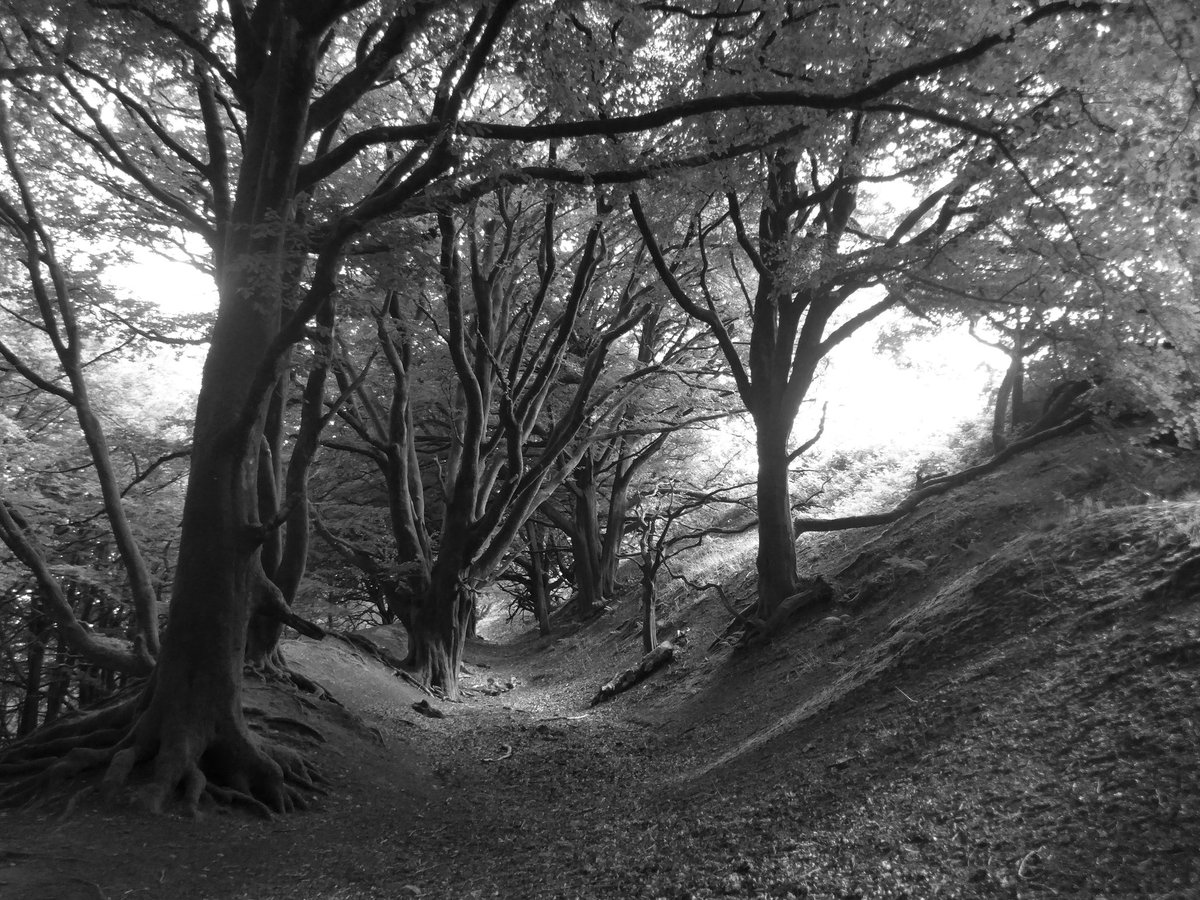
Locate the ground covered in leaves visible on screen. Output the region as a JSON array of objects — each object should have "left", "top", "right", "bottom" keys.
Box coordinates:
[{"left": 2, "top": 428, "right": 1199, "bottom": 899}]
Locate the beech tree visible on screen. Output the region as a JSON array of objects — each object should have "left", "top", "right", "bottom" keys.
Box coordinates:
[
  {"left": 322, "top": 187, "right": 655, "bottom": 695},
  {"left": 633, "top": 138, "right": 1005, "bottom": 625},
  {"left": 627, "top": 0, "right": 1121, "bottom": 626}
]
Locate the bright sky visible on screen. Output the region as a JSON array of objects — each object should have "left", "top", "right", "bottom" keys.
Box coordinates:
[
  {"left": 806, "top": 311, "right": 1006, "bottom": 453},
  {"left": 105, "top": 247, "right": 1005, "bottom": 476},
  {"left": 102, "top": 252, "right": 216, "bottom": 417},
  {"left": 707, "top": 314, "right": 1006, "bottom": 484},
  {"left": 103, "top": 251, "right": 218, "bottom": 317}
]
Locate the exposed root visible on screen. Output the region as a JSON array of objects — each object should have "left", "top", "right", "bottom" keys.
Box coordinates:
[
  {"left": 100, "top": 741, "right": 152, "bottom": 802},
  {"left": 286, "top": 669, "right": 339, "bottom": 704},
  {"left": 0, "top": 726, "right": 132, "bottom": 772},
  {"left": 259, "top": 715, "right": 327, "bottom": 743},
  {"left": 181, "top": 765, "right": 207, "bottom": 815},
  {"left": 58, "top": 785, "right": 96, "bottom": 821},
  {"left": 2, "top": 708, "right": 323, "bottom": 817},
  {"left": 265, "top": 742, "right": 326, "bottom": 792},
  {"left": 0, "top": 744, "right": 119, "bottom": 808},
  {"left": 245, "top": 657, "right": 340, "bottom": 705},
  {"left": 205, "top": 783, "right": 275, "bottom": 819},
  {"left": 0, "top": 662, "right": 328, "bottom": 816},
  {"left": 0, "top": 695, "right": 139, "bottom": 764}
]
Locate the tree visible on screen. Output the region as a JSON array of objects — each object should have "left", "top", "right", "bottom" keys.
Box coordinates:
[
  {"left": 0, "top": 102, "right": 163, "bottom": 675},
  {"left": 628, "top": 0, "right": 1120, "bottom": 627},
  {"left": 323, "top": 187, "right": 655, "bottom": 695},
  {"left": 1, "top": 0, "right": 530, "bottom": 812},
  {"left": 629, "top": 460, "right": 756, "bottom": 652},
  {"left": 539, "top": 297, "right": 732, "bottom": 621}
]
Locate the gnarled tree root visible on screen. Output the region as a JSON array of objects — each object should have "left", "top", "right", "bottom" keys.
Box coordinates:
[
  {"left": 0, "top": 702, "right": 323, "bottom": 817},
  {"left": 0, "top": 695, "right": 140, "bottom": 765}
]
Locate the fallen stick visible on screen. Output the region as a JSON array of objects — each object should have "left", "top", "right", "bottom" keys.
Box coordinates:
[
  {"left": 482, "top": 744, "right": 514, "bottom": 763},
  {"left": 590, "top": 639, "right": 679, "bottom": 706}
]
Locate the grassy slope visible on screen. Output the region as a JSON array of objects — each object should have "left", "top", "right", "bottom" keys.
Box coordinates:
[{"left": 1, "top": 427, "right": 1198, "bottom": 899}]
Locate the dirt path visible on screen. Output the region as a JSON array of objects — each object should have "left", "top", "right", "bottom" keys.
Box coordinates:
[{"left": 4, "top": 579, "right": 1200, "bottom": 900}]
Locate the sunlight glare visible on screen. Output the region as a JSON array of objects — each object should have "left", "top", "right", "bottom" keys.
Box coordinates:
[{"left": 103, "top": 251, "right": 217, "bottom": 317}]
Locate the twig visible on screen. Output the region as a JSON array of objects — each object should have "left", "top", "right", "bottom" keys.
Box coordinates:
[
  {"left": 1017, "top": 848, "right": 1042, "bottom": 879},
  {"left": 482, "top": 744, "right": 514, "bottom": 763},
  {"left": 896, "top": 687, "right": 918, "bottom": 704}
]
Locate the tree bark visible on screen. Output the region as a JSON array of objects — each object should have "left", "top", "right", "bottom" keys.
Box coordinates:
[
  {"left": 754, "top": 413, "right": 800, "bottom": 618},
  {"left": 640, "top": 561, "right": 658, "bottom": 653},
  {"left": 992, "top": 355, "right": 1020, "bottom": 453},
  {"left": 17, "top": 609, "right": 46, "bottom": 737},
  {"left": 526, "top": 520, "right": 553, "bottom": 636},
  {"left": 599, "top": 467, "right": 630, "bottom": 601},
  {"left": 570, "top": 453, "right": 604, "bottom": 619},
  {"left": 406, "top": 561, "right": 473, "bottom": 700}
]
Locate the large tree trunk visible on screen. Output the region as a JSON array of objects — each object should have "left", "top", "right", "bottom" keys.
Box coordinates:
[
  {"left": 119, "top": 446, "right": 272, "bottom": 807},
  {"left": 754, "top": 415, "right": 800, "bottom": 621},
  {"left": 599, "top": 449, "right": 642, "bottom": 602},
  {"left": 406, "top": 559, "right": 473, "bottom": 700}
]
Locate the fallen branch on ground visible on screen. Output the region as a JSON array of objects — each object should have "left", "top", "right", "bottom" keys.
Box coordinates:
[{"left": 590, "top": 637, "right": 681, "bottom": 706}]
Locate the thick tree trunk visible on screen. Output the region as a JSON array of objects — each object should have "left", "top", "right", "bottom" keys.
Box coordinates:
[
  {"left": 111, "top": 429, "right": 288, "bottom": 811},
  {"left": 406, "top": 562, "right": 473, "bottom": 699},
  {"left": 86, "top": 15, "right": 325, "bottom": 814},
  {"left": 754, "top": 416, "right": 800, "bottom": 621}
]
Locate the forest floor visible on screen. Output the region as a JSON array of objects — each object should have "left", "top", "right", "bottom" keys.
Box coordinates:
[{"left": 3, "top": 427, "right": 1200, "bottom": 899}]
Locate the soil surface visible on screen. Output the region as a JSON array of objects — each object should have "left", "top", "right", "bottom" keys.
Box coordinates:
[{"left": 2, "top": 428, "right": 1200, "bottom": 899}]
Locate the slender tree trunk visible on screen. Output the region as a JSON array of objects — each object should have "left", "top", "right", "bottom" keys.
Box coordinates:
[
  {"left": 992, "top": 358, "right": 1019, "bottom": 454},
  {"left": 17, "top": 611, "right": 46, "bottom": 737},
  {"left": 571, "top": 456, "right": 604, "bottom": 618},
  {"left": 42, "top": 635, "right": 70, "bottom": 725},
  {"left": 527, "top": 520, "right": 552, "bottom": 636},
  {"left": 639, "top": 556, "right": 658, "bottom": 653},
  {"left": 1011, "top": 359, "right": 1025, "bottom": 425}
]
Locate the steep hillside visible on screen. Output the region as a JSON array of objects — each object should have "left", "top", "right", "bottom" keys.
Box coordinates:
[{"left": 1, "top": 427, "right": 1198, "bottom": 900}]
